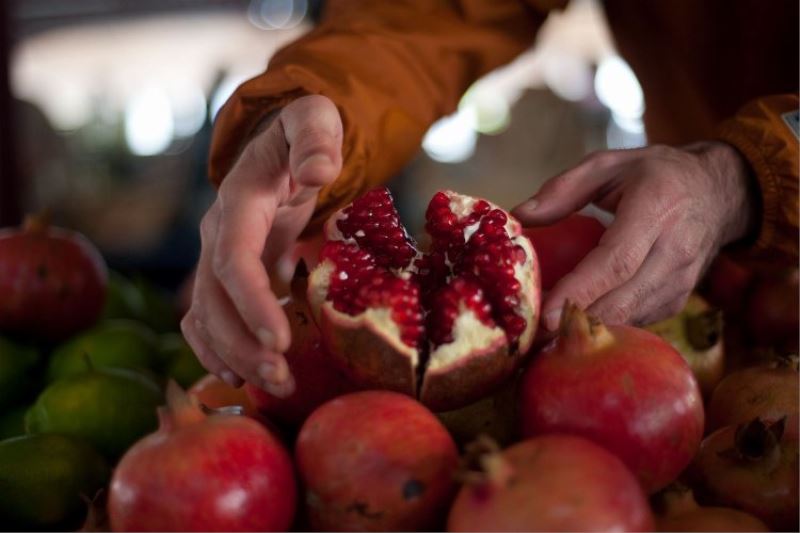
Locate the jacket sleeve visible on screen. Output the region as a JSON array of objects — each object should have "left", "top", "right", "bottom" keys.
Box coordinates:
[
  {"left": 208, "top": 0, "right": 553, "bottom": 233},
  {"left": 716, "top": 94, "right": 799, "bottom": 263}
]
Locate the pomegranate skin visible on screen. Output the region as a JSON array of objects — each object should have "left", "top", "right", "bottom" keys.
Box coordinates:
[
  {"left": 522, "top": 213, "right": 605, "bottom": 291},
  {"left": 109, "top": 388, "right": 296, "bottom": 531},
  {"left": 447, "top": 435, "right": 654, "bottom": 532},
  {"left": 746, "top": 269, "right": 799, "bottom": 350},
  {"left": 296, "top": 391, "right": 458, "bottom": 531},
  {"left": 520, "top": 305, "right": 704, "bottom": 493},
  {"left": 0, "top": 218, "right": 107, "bottom": 340}
]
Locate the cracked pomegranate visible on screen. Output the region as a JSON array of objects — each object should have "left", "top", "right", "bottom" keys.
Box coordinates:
[
  {"left": 520, "top": 303, "right": 704, "bottom": 493},
  {"left": 295, "top": 391, "right": 458, "bottom": 531},
  {"left": 308, "top": 188, "right": 540, "bottom": 411},
  {"left": 0, "top": 214, "right": 107, "bottom": 340}
]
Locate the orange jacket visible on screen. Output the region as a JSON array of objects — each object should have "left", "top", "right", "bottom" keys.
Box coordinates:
[{"left": 210, "top": 0, "right": 798, "bottom": 261}]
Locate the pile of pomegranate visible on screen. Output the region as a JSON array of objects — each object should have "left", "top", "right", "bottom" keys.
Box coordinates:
[{"left": 6, "top": 189, "right": 796, "bottom": 532}]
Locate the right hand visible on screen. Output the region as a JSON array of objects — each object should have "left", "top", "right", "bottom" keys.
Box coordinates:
[{"left": 181, "top": 95, "right": 343, "bottom": 396}]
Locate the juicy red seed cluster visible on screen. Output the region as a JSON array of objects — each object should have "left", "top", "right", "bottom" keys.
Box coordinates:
[
  {"left": 459, "top": 209, "right": 527, "bottom": 343},
  {"left": 427, "top": 277, "right": 496, "bottom": 346},
  {"left": 425, "top": 192, "right": 491, "bottom": 257},
  {"left": 321, "top": 241, "right": 377, "bottom": 314},
  {"left": 353, "top": 271, "right": 424, "bottom": 348},
  {"left": 413, "top": 250, "right": 449, "bottom": 302},
  {"left": 336, "top": 188, "right": 417, "bottom": 270}
]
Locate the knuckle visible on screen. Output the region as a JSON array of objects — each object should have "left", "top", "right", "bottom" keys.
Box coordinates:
[
  {"left": 212, "top": 254, "right": 235, "bottom": 283},
  {"left": 603, "top": 301, "right": 631, "bottom": 325},
  {"left": 608, "top": 247, "right": 639, "bottom": 282}
]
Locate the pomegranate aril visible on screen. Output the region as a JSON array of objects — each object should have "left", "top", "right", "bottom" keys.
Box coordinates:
[
  {"left": 354, "top": 272, "right": 424, "bottom": 349},
  {"left": 336, "top": 188, "right": 417, "bottom": 270},
  {"left": 322, "top": 242, "right": 377, "bottom": 314},
  {"left": 427, "top": 277, "right": 496, "bottom": 347}
]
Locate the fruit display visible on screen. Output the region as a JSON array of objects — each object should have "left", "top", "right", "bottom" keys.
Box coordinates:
[
  {"left": 520, "top": 302, "right": 704, "bottom": 493},
  {"left": 447, "top": 435, "right": 653, "bottom": 532},
  {"left": 0, "top": 193, "right": 797, "bottom": 532},
  {"left": 307, "top": 188, "right": 541, "bottom": 411},
  {"left": 108, "top": 383, "right": 296, "bottom": 531}
]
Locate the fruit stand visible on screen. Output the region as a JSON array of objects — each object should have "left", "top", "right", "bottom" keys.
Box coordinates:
[{"left": 0, "top": 189, "right": 798, "bottom": 532}]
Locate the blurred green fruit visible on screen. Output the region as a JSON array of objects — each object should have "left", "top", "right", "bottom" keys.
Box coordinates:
[
  {"left": 158, "top": 333, "right": 205, "bottom": 388},
  {"left": 0, "top": 336, "right": 39, "bottom": 410},
  {"left": 0, "top": 433, "right": 109, "bottom": 529},
  {"left": 133, "top": 276, "right": 179, "bottom": 333},
  {"left": 46, "top": 319, "right": 158, "bottom": 382},
  {"left": 0, "top": 405, "right": 28, "bottom": 439},
  {"left": 102, "top": 270, "right": 147, "bottom": 321},
  {"left": 26, "top": 367, "right": 163, "bottom": 459}
]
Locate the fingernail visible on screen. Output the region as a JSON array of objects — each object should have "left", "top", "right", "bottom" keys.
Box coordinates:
[
  {"left": 257, "top": 359, "right": 289, "bottom": 384},
  {"left": 523, "top": 199, "right": 538, "bottom": 212},
  {"left": 265, "top": 374, "right": 296, "bottom": 399},
  {"left": 257, "top": 328, "right": 275, "bottom": 350},
  {"left": 297, "top": 154, "right": 333, "bottom": 176},
  {"left": 544, "top": 308, "right": 562, "bottom": 331},
  {"left": 220, "top": 370, "right": 242, "bottom": 388}
]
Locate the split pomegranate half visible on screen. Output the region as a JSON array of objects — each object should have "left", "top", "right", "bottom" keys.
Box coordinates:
[{"left": 308, "top": 188, "right": 540, "bottom": 411}]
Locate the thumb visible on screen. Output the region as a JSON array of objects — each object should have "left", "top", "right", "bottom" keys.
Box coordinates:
[
  {"left": 511, "top": 150, "right": 631, "bottom": 226},
  {"left": 281, "top": 95, "right": 343, "bottom": 191}
]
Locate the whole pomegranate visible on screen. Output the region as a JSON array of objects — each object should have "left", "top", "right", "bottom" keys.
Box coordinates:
[
  {"left": 295, "top": 390, "right": 458, "bottom": 531},
  {"left": 706, "top": 356, "right": 798, "bottom": 433},
  {"left": 307, "top": 188, "right": 541, "bottom": 411},
  {"left": 245, "top": 265, "right": 357, "bottom": 426},
  {"left": 109, "top": 382, "right": 296, "bottom": 532},
  {"left": 646, "top": 293, "right": 724, "bottom": 398},
  {"left": 746, "top": 268, "right": 799, "bottom": 351},
  {"left": 522, "top": 213, "right": 605, "bottom": 291},
  {"left": 703, "top": 254, "right": 754, "bottom": 317},
  {"left": 653, "top": 484, "right": 768, "bottom": 532},
  {"left": 520, "top": 302, "right": 704, "bottom": 493},
  {"left": 690, "top": 417, "right": 799, "bottom": 531},
  {"left": 447, "top": 435, "right": 653, "bottom": 532},
  {"left": 0, "top": 214, "right": 107, "bottom": 339}
]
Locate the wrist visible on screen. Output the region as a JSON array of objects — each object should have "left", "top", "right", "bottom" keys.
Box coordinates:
[{"left": 695, "top": 141, "right": 760, "bottom": 246}]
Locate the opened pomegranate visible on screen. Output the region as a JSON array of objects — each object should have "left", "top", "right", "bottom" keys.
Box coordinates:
[
  {"left": 246, "top": 264, "right": 357, "bottom": 426},
  {"left": 653, "top": 484, "right": 768, "bottom": 532},
  {"left": 0, "top": 214, "right": 107, "bottom": 339},
  {"left": 307, "top": 188, "right": 540, "bottom": 411},
  {"left": 296, "top": 390, "right": 458, "bottom": 531},
  {"left": 522, "top": 213, "right": 605, "bottom": 291},
  {"left": 690, "top": 417, "right": 799, "bottom": 531},
  {"left": 108, "top": 382, "right": 296, "bottom": 531},
  {"left": 706, "top": 356, "right": 798, "bottom": 433},
  {"left": 646, "top": 293, "right": 724, "bottom": 398},
  {"left": 447, "top": 434, "right": 653, "bottom": 532},
  {"left": 520, "top": 303, "right": 704, "bottom": 493},
  {"left": 746, "top": 268, "right": 799, "bottom": 351}
]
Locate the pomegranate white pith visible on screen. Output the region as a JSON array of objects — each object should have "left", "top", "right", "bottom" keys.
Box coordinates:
[{"left": 308, "top": 188, "right": 541, "bottom": 411}]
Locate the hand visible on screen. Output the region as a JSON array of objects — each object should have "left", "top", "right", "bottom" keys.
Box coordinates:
[
  {"left": 512, "top": 142, "right": 757, "bottom": 330},
  {"left": 182, "top": 95, "right": 343, "bottom": 395}
]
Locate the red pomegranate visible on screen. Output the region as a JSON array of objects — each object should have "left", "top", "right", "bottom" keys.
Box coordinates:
[
  {"left": 690, "top": 417, "right": 799, "bottom": 531},
  {"left": 109, "top": 382, "right": 296, "bottom": 531},
  {"left": 245, "top": 264, "right": 357, "bottom": 426},
  {"left": 520, "top": 302, "right": 704, "bottom": 493},
  {"left": 521, "top": 213, "right": 605, "bottom": 291},
  {"left": 307, "top": 188, "right": 541, "bottom": 411},
  {"left": 0, "top": 214, "right": 107, "bottom": 339},
  {"left": 746, "top": 268, "right": 799, "bottom": 351},
  {"left": 447, "top": 435, "right": 653, "bottom": 532},
  {"left": 706, "top": 356, "right": 799, "bottom": 433},
  {"left": 703, "top": 254, "right": 754, "bottom": 317},
  {"left": 653, "top": 484, "right": 768, "bottom": 532},
  {"left": 295, "top": 390, "right": 458, "bottom": 531},
  {"left": 646, "top": 293, "right": 725, "bottom": 398}
]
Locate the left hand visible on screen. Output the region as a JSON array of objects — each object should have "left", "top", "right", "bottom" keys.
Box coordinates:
[{"left": 511, "top": 141, "right": 757, "bottom": 331}]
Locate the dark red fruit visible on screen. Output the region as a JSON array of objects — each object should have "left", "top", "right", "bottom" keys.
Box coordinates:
[
  {"left": 706, "top": 356, "right": 798, "bottom": 433},
  {"left": 703, "top": 254, "right": 754, "bottom": 316},
  {"left": 653, "top": 484, "right": 768, "bottom": 532},
  {"left": 691, "top": 417, "right": 799, "bottom": 531},
  {"left": 522, "top": 213, "right": 605, "bottom": 291},
  {"left": 520, "top": 302, "right": 704, "bottom": 493},
  {"left": 0, "top": 214, "right": 107, "bottom": 339},
  {"left": 447, "top": 435, "right": 653, "bottom": 532},
  {"left": 245, "top": 266, "right": 357, "bottom": 427},
  {"left": 746, "top": 268, "right": 799, "bottom": 351},
  {"left": 295, "top": 391, "right": 458, "bottom": 531},
  {"left": 308, "top": 189, "right": 540, "bottom": 411},
  {"left": 109, "top": 383, "right": 296, "bottom": 531}
]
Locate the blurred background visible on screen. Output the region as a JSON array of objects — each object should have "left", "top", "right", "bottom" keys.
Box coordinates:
[{"left": 0, "top": 0, "right": 646, "bottom": 290}]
